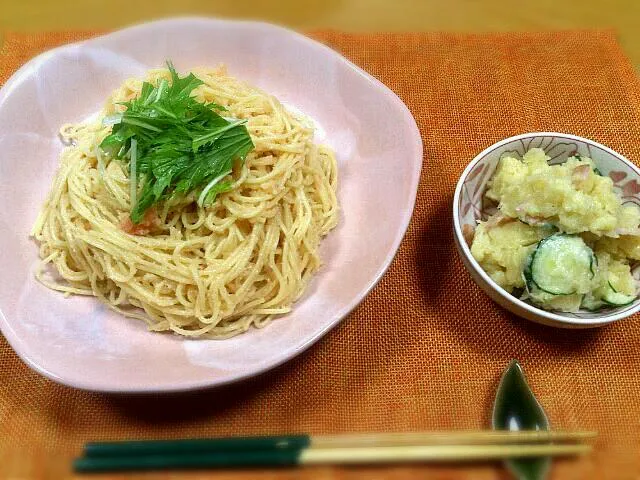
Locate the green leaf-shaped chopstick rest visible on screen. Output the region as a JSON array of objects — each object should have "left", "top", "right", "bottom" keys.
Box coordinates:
[{"left": 492, "top": 359, "right": 551, "bottom": 480}]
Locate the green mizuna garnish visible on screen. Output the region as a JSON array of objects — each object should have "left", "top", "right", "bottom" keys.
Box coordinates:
[{"left": 99, "top": 61, "right": 254, "bottom": 223}]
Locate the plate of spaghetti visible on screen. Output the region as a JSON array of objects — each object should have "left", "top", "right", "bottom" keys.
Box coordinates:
[{"left": 0, "top": 18, "right": 422, "bottom": 392}]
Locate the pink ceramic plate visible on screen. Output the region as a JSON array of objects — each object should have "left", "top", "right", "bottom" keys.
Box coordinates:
[{"left": 0, "top": 18, "right": 422, "bottom": 392}]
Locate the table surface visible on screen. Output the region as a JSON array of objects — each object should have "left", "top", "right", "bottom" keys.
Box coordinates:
[
  {"left": 2, "top": 3, "right": 640, "bottom": 479},
  {"left": 2, "top": 0, "right": 640, "bottom": 68}
]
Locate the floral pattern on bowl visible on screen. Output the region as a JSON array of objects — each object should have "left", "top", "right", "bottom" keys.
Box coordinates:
[{"left": 453, "top": 132, "right": 640, "bottom": 328}]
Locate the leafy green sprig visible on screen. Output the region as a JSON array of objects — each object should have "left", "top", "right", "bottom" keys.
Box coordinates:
[{"left": 99, "top": 62, "right": 254, "bottom": 223}]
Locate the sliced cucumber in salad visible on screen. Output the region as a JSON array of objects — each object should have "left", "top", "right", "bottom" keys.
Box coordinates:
[
  {"left": 581, "top": 280, "right": 636, "bottom": 310},
  {"left": 522, "top": 234, "right": 638, "bottom": 311},
  {"left": 602, "top": 281, "right": 636, "bottom": 307},
  {"left": 524, "top": 234, "right": 595, "bottom": 296}
]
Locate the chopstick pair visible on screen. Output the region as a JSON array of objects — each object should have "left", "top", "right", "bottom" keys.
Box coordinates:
[{"left": 73, "top": 430, "right": 596, "bottom": 473}]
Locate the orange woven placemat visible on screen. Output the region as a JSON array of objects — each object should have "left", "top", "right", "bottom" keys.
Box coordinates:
[{"left": 2, "top": 29, "right": 640, "bottom": 480}]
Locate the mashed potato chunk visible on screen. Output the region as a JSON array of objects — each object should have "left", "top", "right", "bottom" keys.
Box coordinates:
[
  {"left": 471, "top": 215, "right": 550, "bottom": 292},
  {"left": 486, "top": 148, "right": 640, "bottom": 237},
  {"left": 596, "top": 235, "right": 640, "bottom": 261}
]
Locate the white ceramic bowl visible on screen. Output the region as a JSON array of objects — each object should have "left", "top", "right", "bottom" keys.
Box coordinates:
[
  {"left": 453, "top": 132, "right": 640, "bottom": 328},
  {"left": 0, "top": 18, "right": 423, "bottom": 391}
]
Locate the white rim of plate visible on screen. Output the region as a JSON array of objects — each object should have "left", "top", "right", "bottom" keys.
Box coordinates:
[{"left": 453, "top": 131, "right": 640, "bottom": 327}]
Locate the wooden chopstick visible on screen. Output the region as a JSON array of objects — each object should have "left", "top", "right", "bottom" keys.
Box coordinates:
[
  {"left": 310, "top": 430, "right": 597, "bottom": 447},
  {"left": 300, "top": 443, "right": 593, "bottom": 464},
  {"left": 83, "top": 430, "right": 596, "bottom": 457},
  {"left": 74, "top": 430, "right": 596, "bottom": 473},
  {"left": 73, "top": 443, "right": 593, "bottom": 472}
]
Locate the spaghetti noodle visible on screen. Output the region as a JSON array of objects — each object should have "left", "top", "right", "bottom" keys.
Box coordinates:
[{"left": 31, "top": 65, "right": 339, "bottom": 338}]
